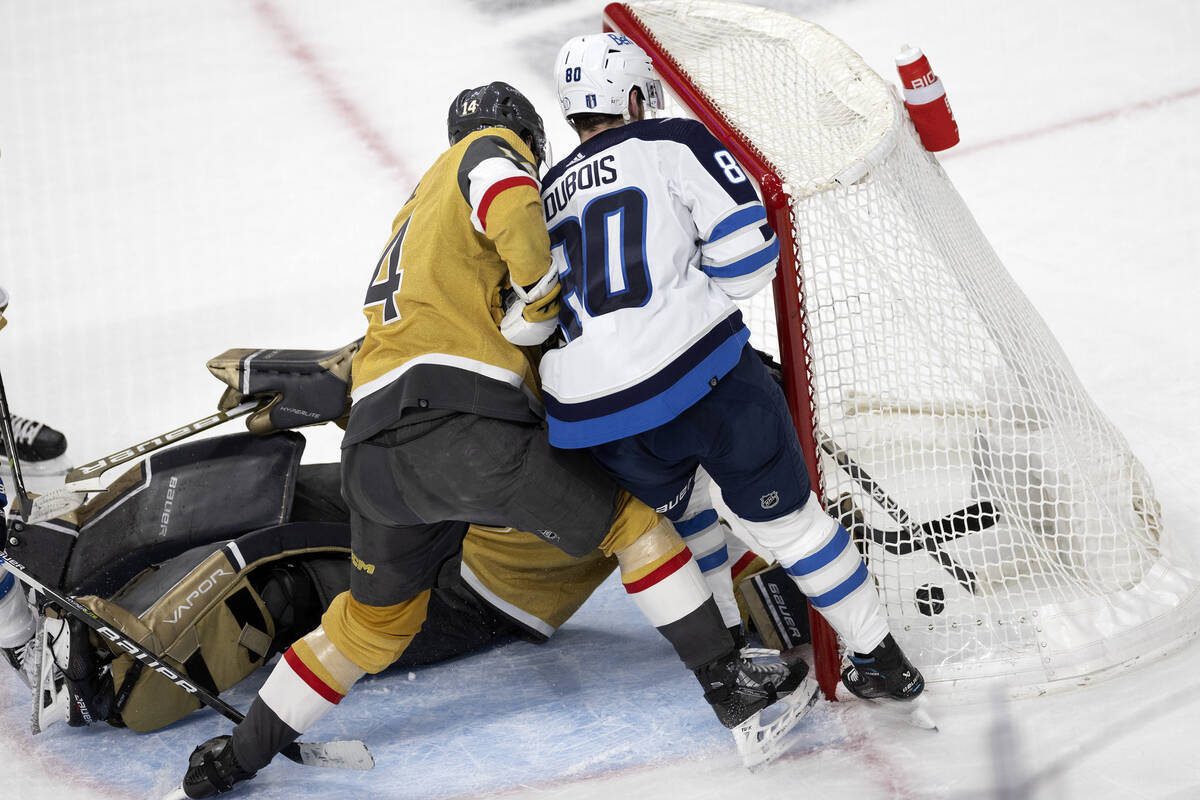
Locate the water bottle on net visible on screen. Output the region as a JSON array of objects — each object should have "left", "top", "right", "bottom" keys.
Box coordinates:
[{"left": 895, "top": 45, "right": 960, "bottom": 152}]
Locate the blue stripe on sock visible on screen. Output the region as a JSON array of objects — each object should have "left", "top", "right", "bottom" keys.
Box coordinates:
[
  {"left": 695, "top": 545, "right": 729, "bottom": 574},
  {"left": 806, "top": 562, "right": 870, "bottom": 609},
  {"left": 0, "top": 571, "right": 14, "bottom": 600},
  {"left": 785, "top": 525, "right": 851, "bottom": 577},
  {"left": 674, "top": 509, "right": 718, "bottom": 537}
]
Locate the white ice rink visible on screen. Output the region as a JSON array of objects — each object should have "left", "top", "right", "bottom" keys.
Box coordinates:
[{"left": 2, "top": 0, "right": 1199, "bottom": 797}]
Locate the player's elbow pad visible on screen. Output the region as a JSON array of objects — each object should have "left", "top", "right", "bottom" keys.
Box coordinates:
[
  {"left": 711, "top": 259, "right": 778, "bottom": 300},
  {"left": 700, "top": 228, "right": 780, "bottom": 299}
]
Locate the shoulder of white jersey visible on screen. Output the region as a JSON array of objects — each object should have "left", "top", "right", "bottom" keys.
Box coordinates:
[
  {"left": 455, "top": 129, "right": 541, "bottom": 234},
  {"left": 542, "top": 118, "right": 759, "bottom": 204}
]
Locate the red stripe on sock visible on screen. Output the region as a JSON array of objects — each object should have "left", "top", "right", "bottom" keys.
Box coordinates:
[
  {"left": 283, "top": 647, "right": 345, "bottom": 705},
  {"left": 731, "top": 551, "right": 759, "bottom": 581},
  {"left": 623, "top": 547, "right": 693, "bottom": 594},
  {"left": 477, "top": 175, "right": 538, "bottom": 231}
]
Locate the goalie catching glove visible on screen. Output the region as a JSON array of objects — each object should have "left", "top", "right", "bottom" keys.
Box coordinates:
[{"left": 500, "top": 269, "right": 561, "bottom": 346}]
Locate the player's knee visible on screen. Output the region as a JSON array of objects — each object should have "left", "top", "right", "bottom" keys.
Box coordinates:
[
  {"left": 738, "top": 491, "right": 839, "bottom": 565},
  {"left": 598, "top": 491, "right": 662, "bottom": 556},
  {"left": 613, "top": 518, "right": 685, "bottom": 573},
  {"left": 321, "top": 590, "right": 432, "bottom": 674}
]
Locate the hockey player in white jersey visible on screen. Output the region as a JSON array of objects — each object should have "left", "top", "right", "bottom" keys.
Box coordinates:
[{"left": 539, "top": 33, "right": 925, "bottom": 706}]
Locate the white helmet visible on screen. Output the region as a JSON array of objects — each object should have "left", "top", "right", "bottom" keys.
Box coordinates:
[{"left": 555, "top": 33, "right": 665, "bottom": 121}]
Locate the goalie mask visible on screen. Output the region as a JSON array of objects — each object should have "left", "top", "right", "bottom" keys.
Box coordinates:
[
  {"left": 447, "top": 81, "right": 548, "bottom": 167},
  {"left": 555, "top": 33, "right": 665, "bottom": 121}
]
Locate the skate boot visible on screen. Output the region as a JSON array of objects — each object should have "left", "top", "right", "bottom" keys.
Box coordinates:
[
  {"left": 695, "top": 648, "right": 807, "bottom": 728},
  {"left": 0, "top": 415, "right": 67, "bottom": 462},
  {"left": 182, "top": 735, "right": 257, "bottom": 798},
  {"left": 840, "top": 633, "right": 924, "bottom": 700}
]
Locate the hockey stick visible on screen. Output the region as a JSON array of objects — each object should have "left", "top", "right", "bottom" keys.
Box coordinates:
[
  {"left": 64, "top": 398, "right": 266, "bottom": 486},
  {"left": 827, "top": 493, "right": 999, "bottom": 557},
  {"left": 17, "top": 400, "right": 267, "bottom": 524},
  {"left": 0, "top": 365, "right": 34, "bottom": 522},
  {"left": 0, "top": 291, "right": 35, "bottom": 519},
  {"left": 816, "top": 433, "right": 984, "bottom": 594},
  {"left": 13, "top": 399, "right": 269, "bottom": 525},
  {"left": 0, "top": 549, "right": 374, "bottom": 771}
]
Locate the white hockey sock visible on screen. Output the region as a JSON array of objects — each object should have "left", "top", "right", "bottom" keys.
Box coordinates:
[
  {"left": 673, "top": 508, "right": 740, "bottom": 629},
  {"left": 0, "top": 569, "right": 35, "bottom": 648},
  {"left": 738, "top": 493, "right": 889, "bottom": 653}
]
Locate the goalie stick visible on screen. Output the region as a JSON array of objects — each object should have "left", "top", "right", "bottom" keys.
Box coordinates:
[
  {"left": 64, "top": 398, "right": 266, "bottom": 486},
  {"left": 817, "top": 433, "right": 987, "bottom": 594},
  {"left": 12, "top": 399, "right": 267, "bottom": 525},
  {"left": 0, "top": 335, "right": 370, "bottom": 769},
  {"left": 0, "top": 549, "right": 374, "bottom": 771},
  {"left": 0, "top": 299, "right": 34, "bottom": 522}
]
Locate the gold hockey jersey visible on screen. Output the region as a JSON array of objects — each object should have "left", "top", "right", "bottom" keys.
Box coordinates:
[{"left": 345, "top": 126, "right": 558, "bottom": 445}]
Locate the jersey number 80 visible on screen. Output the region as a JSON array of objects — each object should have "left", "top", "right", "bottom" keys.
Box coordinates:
[{"left": 548, "top": 188, "right": 651, "bottom": 340}]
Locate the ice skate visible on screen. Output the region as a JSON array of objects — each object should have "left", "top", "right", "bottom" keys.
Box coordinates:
[
  {"left": 697, "top": 647, "right": 820, "bottom": 767},
  {"left": 0, "top": 414, "right": 70, "bottom": 487},
  {"left": 178, "top": 735, "right": 257, "bottom": 798},
  {"left": 841, "top": 634, "right": 936, "bottom": 730}
]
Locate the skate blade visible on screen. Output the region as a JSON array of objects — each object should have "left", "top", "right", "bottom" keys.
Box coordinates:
[
  {"left": 159, "top": 785, "right": 188, "bottom": 800},
  {"left": 732, "top": 673, "right": 821, "bottom": 770},
  {"left": 907, "top": 694, "right": 938, "bottom": 730},
  {"left": 30, "top": 617, "right": 70, "bottom": 735},
  {"left": 855, "top": 691, "right": 938, "bottom": 731}
]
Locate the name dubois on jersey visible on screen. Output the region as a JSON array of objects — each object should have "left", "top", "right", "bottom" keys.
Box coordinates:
[{"left": 543, "top": 155, "right": 617, "bottom": 221}]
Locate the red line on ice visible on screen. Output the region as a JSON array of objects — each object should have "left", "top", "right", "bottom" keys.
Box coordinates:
[
  {"left": 251, "top": 0, "right": 415, "bottom": 185},
  {"left": 946, "top": 85, "right": 1200, "bottom": 158}
]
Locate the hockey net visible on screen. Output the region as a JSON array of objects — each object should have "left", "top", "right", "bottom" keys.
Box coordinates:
[{"left": 604, "top": 0, "right": 1200, "bottom": 697}]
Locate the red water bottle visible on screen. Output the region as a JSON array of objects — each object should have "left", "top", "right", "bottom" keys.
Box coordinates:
[{"left": 895, "top": 45, "right": 959, "bottom": 152}]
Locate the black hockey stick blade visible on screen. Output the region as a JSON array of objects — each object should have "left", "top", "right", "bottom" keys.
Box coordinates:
[
  {"left": 828, "top": 494, "right": 983, "bottom": 595},
  {"left": 0, "top": 551, "right": 373, "bottom": 771}
]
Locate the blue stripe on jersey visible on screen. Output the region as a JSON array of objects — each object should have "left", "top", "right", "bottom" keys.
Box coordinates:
[
  {"left": 546, "top": 325, "right": 751, "bottom": 448},
  {"left": 806, "top": 562, "right": 870, "bottom": 609},
  {"left": 542, "top": 118, "right": 761, "bottom": 207},
  {"left": 675, "top": 509, "right": 719, "bottom": 537},
  {"left": 695, "top": 545, "right": 729, "bottom": 573},
  {"left": 702, "top": 236, "right": 779, "bottom": 279},
  {"left": 709, "top": 205, "right": 767, "bottom": 242},
  {"left": 785, "top": 525, "right": 852, "bottom": 577},
  {"left": 544, "top": 310, "right": 746, "bottom": 423}
]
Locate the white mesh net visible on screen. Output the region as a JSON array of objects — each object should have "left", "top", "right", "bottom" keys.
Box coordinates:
[{"left": 612, "top": 0, "right": 1200, "bottom": 690}]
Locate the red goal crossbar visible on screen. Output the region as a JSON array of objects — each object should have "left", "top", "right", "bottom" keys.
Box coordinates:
[{"left": 603, "top": 3, "right": 842, "bottom": 700}]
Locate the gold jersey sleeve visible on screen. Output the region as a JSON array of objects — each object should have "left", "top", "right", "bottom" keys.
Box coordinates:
[{"left": 346, "top": 127, "right": 554, "bottom": 443}]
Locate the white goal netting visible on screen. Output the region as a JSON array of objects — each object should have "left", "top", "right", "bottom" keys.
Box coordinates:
[{"left": 609, "top": 0, "right": 1200, "bottom": 691}]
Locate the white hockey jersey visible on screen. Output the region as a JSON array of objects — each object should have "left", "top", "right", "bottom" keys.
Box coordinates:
[{"left": 538, "top": 117, "right": 780, "bottom": 448}]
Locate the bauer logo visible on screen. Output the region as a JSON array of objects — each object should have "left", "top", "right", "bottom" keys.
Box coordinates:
[{"left": 760, "top": 491, "right": 779, "bottom": 510}]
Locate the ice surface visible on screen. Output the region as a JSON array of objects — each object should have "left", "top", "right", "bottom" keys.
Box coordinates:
[{"left": 1, "top": 1, "right": 1198, "bottom": 797}]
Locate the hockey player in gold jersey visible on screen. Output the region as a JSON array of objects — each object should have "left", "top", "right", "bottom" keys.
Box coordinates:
[{"left": 175, "top": 83, "right": 806, "bottom": 797}]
